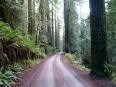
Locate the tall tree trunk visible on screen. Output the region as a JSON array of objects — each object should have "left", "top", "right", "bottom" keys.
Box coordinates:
[
  {"left": 0, "top": 0, "right": 5, "bottom": 21},
  {"left": 38, "top": 0, "right": 48, "bottom": 46},
  {"left": 52, "top": 2, "right": 55, "bottom": 48},
  {"left": 64, "top": 0, "right": 70, "bottom": 52},
  {"left": 46, "top": 0, "right": 52, "bottom": 45},
  {"left": 55, "top": 20, "right": 60, "bottom": 50},
  {"left": 55, "top": 4, "right": 60, "bottom": 50},
  {"left": 28, "top": 0, "right": 35, "bottom": 35},
  {"left": 55, "top": 14, "right": 58, "bottom": 49},
  {"left": 89, "top": 0, "right": 110, "bottom": 77}
]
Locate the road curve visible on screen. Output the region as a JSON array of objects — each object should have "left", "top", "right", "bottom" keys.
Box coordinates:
[{"left": 19, "top": 53, "right": 92, "bottom": 87}]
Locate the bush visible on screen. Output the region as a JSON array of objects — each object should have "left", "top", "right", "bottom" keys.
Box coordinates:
[
  {"left": 0, "top": 21, "right": 22, "bottom": 41},
  {"left": 0, "top": 21, "right": 46, "bottom": 59},
  {"left": 65, "top": 53, "right": 90, "bottom": 71},
  {"left": 0, "top": 63, "right": 22, "bottom": 87}
]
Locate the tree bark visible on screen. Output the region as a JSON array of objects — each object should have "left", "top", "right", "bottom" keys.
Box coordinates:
[
  {"left": 28, "top": 0, "right": 35, "bottom": 35},
  {"left": 89, "top": 0, "right": 109, "bottom": 77},
  {"left": 52, "top": 1, "right": 55, "bottom": 48},
  {"left": 46, "top": 1, "right": 52, "bottom": 45},
  {"left": 64, "top": 0, "right": 70, "bottom": 52},
  {"left": 0, "top": 0, "right": 5, "bottom": 21}
]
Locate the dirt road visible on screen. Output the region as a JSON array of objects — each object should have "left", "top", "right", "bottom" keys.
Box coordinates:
[{"left": 15, "top": 53, "right": 115, "bottom": 87}]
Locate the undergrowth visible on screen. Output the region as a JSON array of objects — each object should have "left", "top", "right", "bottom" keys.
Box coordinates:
[
  {"left": 111, "top": 64, "right": 116, "bottom": 82},
  {"left": 0, "top": 20, "right": 57, "bottom": 86},
  {"left": 0, "top": 58, "right": 43, "bottom": 87},
  {"left": 65, "top": 54, "right": 116, "bottom": 82},
  {"left": 0, "top": 21, "right": 52, "bottom": 87},
  {"left": 0, "top": 63, "right": 22, "bottom": 87},
  {"left": 0, "top": 21, "right": 46, "bottom": 57},
  {"left": 65, "top": 53, "right": 90, "bottom": 72},
  {"left": 19, "top": 59, "right": 43, "bottom": 69}
]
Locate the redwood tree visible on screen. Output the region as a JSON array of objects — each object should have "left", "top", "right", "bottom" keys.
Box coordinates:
[
  {"left": 64, "top": 0, "right": 70, "bottom": 53},
  {"left": 0, "top": 0, "right": 5, "bottom": 21},
  {"left": 89, "top": 0, "right": 110, "bottom": 77},
  {"left": 28, "top": 0, "right": 35, "bottom": 35}
]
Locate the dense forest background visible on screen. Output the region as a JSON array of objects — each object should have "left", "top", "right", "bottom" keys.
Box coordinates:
[{"left": 0, "top": 0, "right": 116, "bottom": 86}]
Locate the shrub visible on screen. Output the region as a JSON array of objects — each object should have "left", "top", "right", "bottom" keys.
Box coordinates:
[
  {"left": 0, "top": 21, "right": 46, "bottom": 60},
  {"left": 0, "top": 63, "right": 22, "bottom": 87},
  {"left": 0, "top": 21, "right": 22, "bottom": 41}
]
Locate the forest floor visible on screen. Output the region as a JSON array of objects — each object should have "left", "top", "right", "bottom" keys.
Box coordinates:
[{"left": 13, "top": 53, "right": 116, "bottom": 87}]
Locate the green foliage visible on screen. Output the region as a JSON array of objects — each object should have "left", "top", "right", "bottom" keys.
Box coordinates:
[
  {"left": 112, "top": 65, "right": 116, "bottom": 82},
  {"left": 0, "top": 0, "right": 27, "bottom": 29},
  {"left": 104, "top": 63, "right": 112, "bottom": 78},
  {"left": 0, "top": 21, "right": 22, "bottom": 41},
  {"left": 65, "top": 53, "right": 90, "bottom": 72},
  {"left": 90, "top": 63, "right": 112, "bottom": 78},
  {"left": 80, "top": 18, "right": 91, "bottom": 61},
  {"left": 0, "top": 63, "right": 22, "bottom": 87},
  {"left": 65, "top": 0, "right": 81, "bottom": 56},
  {"left": 46, "top": 45, "right": 56, "bottom": 55},
  {"left": 19, "top": 35, "right": 39, "bottom": 53},
  {"left": 0, "top": 21, "right": 45, "bottom": 57},
  {"left": 0, "top": 55, "right": 45, "bottom": 87},
  {"left": 19, "top": 59, "right": 42, "bottom": 69},
  {"left": 0, "top": 59, "right": 42, "bottom": 87},
  {"left": 107, "top": 0, "right": 116, "bottom": 81},
  {"left": 107, "top": 0, "right": 116, "bottom": 64}
]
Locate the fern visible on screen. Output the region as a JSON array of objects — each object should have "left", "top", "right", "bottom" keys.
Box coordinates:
[
  {"left": 0, "top": 21, "right": 46, "bottom": 57},
  {"left": 0, "top": 63, "right": 22, "bottom": 87},
  {"left": 0, "top": 21, "right": 22, "bottom": 41}
]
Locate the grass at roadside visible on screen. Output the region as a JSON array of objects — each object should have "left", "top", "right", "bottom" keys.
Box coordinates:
[
  {"left": 65, "top": 53, "right": 90, "bottom": 72},
  {"left": 112, "top": 65, "right": 116, "bottom": 82},
  {"left": 0, "top": 58, "right": 43, "bottom": 87},
  {"left": 65, "top": 53, "right": 116, "bottom": 83},
  {"left": 18, "top": 58, "right": 43, "bottom": 70}
]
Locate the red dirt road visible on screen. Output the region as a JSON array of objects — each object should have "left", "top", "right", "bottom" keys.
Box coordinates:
[{"left": 15, "top": 53, "right": 116, "bottom": 87}]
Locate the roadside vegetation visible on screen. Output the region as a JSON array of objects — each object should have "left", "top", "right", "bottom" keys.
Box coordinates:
[
  {"left": 0, "top": 63, "right": 22, "bottom": 87},
  {"left": 0, "top": 21, "right": 52, "bottom": 87},
  {"left": 65, "top": 53, "right": 90, "bottom": 72},
  {"left": 65, "top": 53, "right": 116, "bottom": 83},
  {"left": 0, "top": 58, "right": 43, "bottom": 87}
]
